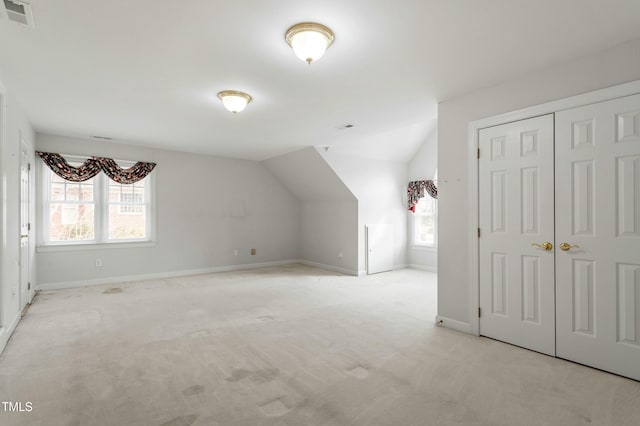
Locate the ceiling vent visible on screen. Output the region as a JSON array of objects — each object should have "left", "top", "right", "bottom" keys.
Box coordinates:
[
  {"left": 2, "top": 0, "right": 34, "bottom": 28},
  {"left": 336, "top": 123, "right": 354, "bottom": 130}
]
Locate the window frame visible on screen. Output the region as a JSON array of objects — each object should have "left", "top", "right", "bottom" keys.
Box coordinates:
[
  {"left": 39, "top": 155, "right": 156, "bottom": 247},
  {"left": 412, "top": 194, "right": 438, "bottom": 248}
]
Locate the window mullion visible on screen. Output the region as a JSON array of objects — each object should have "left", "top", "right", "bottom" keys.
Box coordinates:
[{"left": 97, "top": 174, "right": 106, "bottom": 243}]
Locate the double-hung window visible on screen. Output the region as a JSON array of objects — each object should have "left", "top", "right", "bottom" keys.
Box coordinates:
[
  {"left": 412, "top": 171, "right": 437, "bottom": 247},
  {"left": 413, "top": 195, "right": 437, "bottom": 246},
  {"left": 42, "top": 157, "right": 154, "bottom": 245}
]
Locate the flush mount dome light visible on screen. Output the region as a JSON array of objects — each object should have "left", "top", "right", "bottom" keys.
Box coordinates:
[
  {"left": 285, "top": 22, "right": 334, "bottom": 64},
  {"left": 217, "top": 90, "right": 252, "bottom": 114}
]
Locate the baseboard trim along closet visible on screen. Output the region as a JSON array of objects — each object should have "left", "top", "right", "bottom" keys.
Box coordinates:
[
  {"left": 435, "top": 316, "right": 473, "bottom": 334},
  {"left": 0, "top": 314, "right": 23, "bottom": 356}
]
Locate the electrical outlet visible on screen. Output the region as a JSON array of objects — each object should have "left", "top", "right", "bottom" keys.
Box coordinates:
[
  {"left": 250, "top": 248, "right": 256, "bottom": 255},
  {"left": 95, "top": 259, "right": 102, "bottom": 267},
  {"left": 234, "top": 250, "right": 238, "bottom": 256}
]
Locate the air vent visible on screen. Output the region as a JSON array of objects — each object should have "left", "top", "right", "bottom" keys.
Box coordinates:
[
  {"left": 336, "top": 123, "right": 354, "bottom": 130},
  {"left": 3, "top": 0, "right": 33, "bottom": 27},
  {"left": 92, "top": 135, "right": 113, "bottom": 141}
]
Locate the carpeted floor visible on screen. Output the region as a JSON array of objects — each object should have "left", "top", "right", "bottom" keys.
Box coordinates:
[{"left": 0, "top": 264, "right": 639, "bottom": 425}]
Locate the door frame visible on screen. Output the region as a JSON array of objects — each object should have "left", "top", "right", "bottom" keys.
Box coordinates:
[
  {"left": 19, "top": 140, "right": 34, "bottom": 308},
  {"left": 0, "top": 80, "right": 5, "bottom": 329},
  {"left": 467, "top": 79, "right": 640, "bottom": 336}
]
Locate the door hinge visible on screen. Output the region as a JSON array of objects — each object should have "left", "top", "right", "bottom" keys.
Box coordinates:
[
  {"left": 477, "top": 228, "right": 480, "bottom": 237},
  {"left": 28, "top": 223, "right": 31, "bottom": 231},
  {"left": 477, "top": 148, "right": 480, "bottom": 159},
  {"left": 28, "top": 163, "right": 31, "bottom": 171},
  {"left": 28, "top": 282, "right": 31, "bottom": 290},
  {"left": 478, "top": 307, "right": 481, "bottom": 318}
]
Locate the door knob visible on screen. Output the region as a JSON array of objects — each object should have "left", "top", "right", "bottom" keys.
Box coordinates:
[
  {"left": 559, "top": 242, "right": 579, "bottom": 251},
  {"left": 531, "top": 242, "right": 553, "bottom": 251},
  {"left": 20, "top": 234, "right": 28, "bottom": 238}
]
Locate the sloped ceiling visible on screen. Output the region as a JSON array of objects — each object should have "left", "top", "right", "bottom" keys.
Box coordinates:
[
  {"left": 263, "top": 147, "right": 355, "bottom": 201},
  {"left": 1, "top": 0, "right": 640, "bottom": 160}
]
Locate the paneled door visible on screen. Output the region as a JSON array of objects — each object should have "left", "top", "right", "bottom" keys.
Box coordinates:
[
  {"left": 479, "top": 114, "right": 556, "bottom": 355},
  {"left": 556, "top": 94, "right": 640, "bottom": 381},
  {"left": 366, "top": 224, "right": 393, "bottom": 274}
]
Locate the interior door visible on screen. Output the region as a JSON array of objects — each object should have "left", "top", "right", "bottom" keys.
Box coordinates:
[
  {"left": 479, "top": 114, "right": 556, "bottom": 355},
  {"left": 19, "top": 146, "right": 31, "bottom": 310},
  {"left": 556, "top": 93, "right": 640, "bottom": 381},
  {"left": 366, "top": 224, "right": 393, "bottom": 274}
]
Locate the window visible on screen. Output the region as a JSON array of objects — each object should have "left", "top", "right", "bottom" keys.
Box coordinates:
[
  {"left": 42, "top": 157, "right": 153, "bottom": 245},
  {"left": 413, "top": 171, "right": 437, "bottom": 247},
  {"left": 413, "top": 195, "right": 437, "bottom": 246}
]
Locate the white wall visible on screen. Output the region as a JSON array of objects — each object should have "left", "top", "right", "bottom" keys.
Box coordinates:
[
  {"left": 36, "top": 134, "right": 300, "bottom": 288},
  {"left": 300, "top": 200, "right": 358, "bottom": 274},
  {"left": 438, "top": 38, "right": 640, "bottom": 325},
  {"left": 319, "top": 149, "right": 408, "bottom": 273},
  {"left": 407, "top": 120, "right": 438, "bottom": 271},
  {"left": 263, "top": 147, "right": 359, "bottom": 274},
  {"left": 0, "top": 79, "right": 36, "bottom": 353}
]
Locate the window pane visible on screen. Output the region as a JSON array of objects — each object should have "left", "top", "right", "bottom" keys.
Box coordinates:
[
  {"left": 51, "top": 183, "right": 65, "bottom": 201},
  {"left": 109, "top": 205, "right": 145, "bottom": 239},
  {"left": 80, "top": 183, "right": 94, "bottom": 201},
  {"left": 49, "top": 203, "right": 95, "bottom": 241},
  {"left": 418, "top": 215, "right": 435, "bottom": 245}
]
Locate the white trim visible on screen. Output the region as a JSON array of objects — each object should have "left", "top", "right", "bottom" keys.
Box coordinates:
[
  {"left": 37, "top": 259, "right": 302, "bottom": 291},
  {"left": 435, "top": 315, "right": 472, "bottom": 334},
  {"left": 0, "top": 313, "right": 21, "bottom": 356},
  {"left": 0, "top": 80, "right": 6, "bottom": 329},
  {"left": 36, "top": 240, "right": 156, "bottom": 252},
  {"left": 298, "top": 259, "right": 359, "bottom": 276},
  {"left": 467, "top": 79, "right": 640, "bottom": 338},
  {"left": 409, "top": 264, "right": 437, "bottom": 272},
  {"left": 409, "top": 245, "right": 437, "bottom": 251}
]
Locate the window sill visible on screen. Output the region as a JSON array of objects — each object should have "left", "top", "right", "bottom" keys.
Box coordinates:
[
  {"left": 37, "top": 241, "right": 156, "bottom": 253},
  {"left": 410, "top": 244, "right": 437, "bottom": 251}
]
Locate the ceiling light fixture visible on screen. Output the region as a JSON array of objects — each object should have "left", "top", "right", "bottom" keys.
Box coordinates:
[
  {"left": 285, "top": 22, "right": 335, "bottom": 64},
  {"left": 217, "top": 90, "right": 252, "bottom": 114}
]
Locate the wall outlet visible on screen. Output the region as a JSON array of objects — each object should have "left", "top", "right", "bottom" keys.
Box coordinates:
[
  {"left": 95, "top": 259, "right": 102, "bottom": 267},
  {"left": 250, "top": 248, "right": 256, "bottom": 255},
  {"left": 234, "top": 250, "right": 238, "bottom": 256}
]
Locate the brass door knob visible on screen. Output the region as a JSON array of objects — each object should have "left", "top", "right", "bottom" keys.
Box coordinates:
[
  {"left": 559, "top": 242, "right": 579, "bottom": 251},
  {"left": 531, "top": 242, "right": 553, "bottom": 251}
]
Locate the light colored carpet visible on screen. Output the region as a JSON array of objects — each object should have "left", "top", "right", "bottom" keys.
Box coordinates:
[{"left": 0, "top": 264, "right": 639, "bottom": 426}]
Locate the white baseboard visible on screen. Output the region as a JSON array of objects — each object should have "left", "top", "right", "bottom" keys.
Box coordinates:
[
  {"left": 0, "top": 313, "right": 22, "bottom": 356},
  {"left": 37, "top": 259, "right": 301, "bottom": 291},
  {"left": 409, "top": 264, "right": 438, "bottom": 272},
  {"left": 435, "top": 315, "right": 473, "bottom": 334},
  {"left": 298, "top": 260, "right": 359, "bottom": 276},
  {"left": 393, "top": 263, "right": 409, "bottom": 270}
]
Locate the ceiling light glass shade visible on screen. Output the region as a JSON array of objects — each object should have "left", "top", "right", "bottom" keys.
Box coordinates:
[
  {"left": 217, "top": 90, "right": 252, "bottom": 113},
  {"left": 285, "top": 22, "right": 335, "bottom": 64}
]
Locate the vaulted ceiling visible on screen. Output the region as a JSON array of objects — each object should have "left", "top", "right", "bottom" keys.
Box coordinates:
[{"left": 1, "top": 0, "right": 640, "bottom": 160}]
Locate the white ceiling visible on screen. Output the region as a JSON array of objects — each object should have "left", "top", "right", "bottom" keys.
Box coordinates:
[{"left": 1, "top": 0, "right": 639, "bottom": 161}]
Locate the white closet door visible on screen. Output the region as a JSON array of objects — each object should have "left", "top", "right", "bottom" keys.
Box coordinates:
[
  {"left": 366, "top": 224, "right": 393, "bottom": 274},
  {"left": 479, "top": 114, "right": 556, "bottom": 355},
  {"left": 556, "top": 94, "right": 640, "bottom": 381}
]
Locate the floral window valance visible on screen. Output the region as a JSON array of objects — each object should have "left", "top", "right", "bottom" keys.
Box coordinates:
[
  {"left": 36, "top": 151, "right": 156, "bottom": 184},
  {"left": 407, "top": 180, "right": 438, "bottom": 212}
]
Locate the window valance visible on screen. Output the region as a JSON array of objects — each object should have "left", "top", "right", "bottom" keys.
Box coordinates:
[
  {"left": 407, "top": 180, "right": 438, "bottom": 212},
  {"left": 36, "top": 151, "right": 156, "bottom": 184}
]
